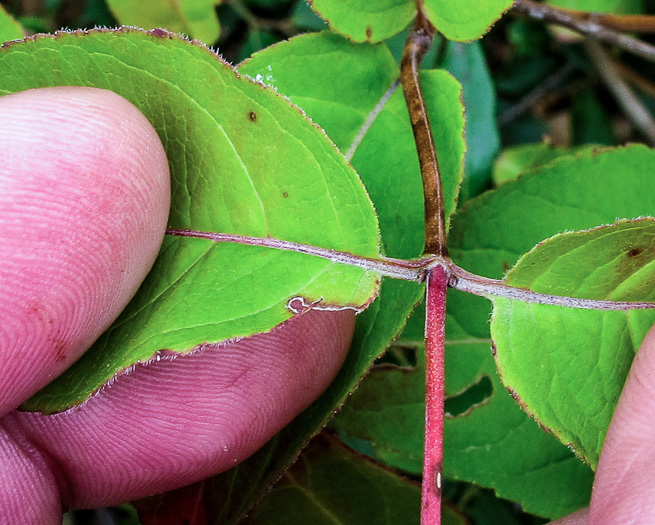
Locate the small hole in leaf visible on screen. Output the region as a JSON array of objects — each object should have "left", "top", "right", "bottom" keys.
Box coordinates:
[
  {"left": 445, "top": 375, "right": 493, "bottom": 417},
  {"left": 375, "top": 344, "right": 418, "bottom": 368},
  {"left": 248, "top": 111, "right": 257, "bottom": 122}
]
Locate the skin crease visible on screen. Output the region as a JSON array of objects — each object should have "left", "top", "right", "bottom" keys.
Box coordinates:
[{"left": 1, "top": 87, "right": 654, "bottom": 524}]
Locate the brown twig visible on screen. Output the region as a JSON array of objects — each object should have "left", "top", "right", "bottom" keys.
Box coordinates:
[
  {"left": 584, "top": 38, "right": 655, "bottom": 146},
  {"left": 514, "top": 0, "right": 655, "bottom": 64},
  {"left": 400, "top": 11, "right": 448, "bottom": 257},
  {"left": 583, "top": 13, "right": 655, "bottom": 33},
  {"left": 540, "top": 5, "right": 655, "bottom": 34}
]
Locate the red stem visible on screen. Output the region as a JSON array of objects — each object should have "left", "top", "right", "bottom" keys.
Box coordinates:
[{"left": 422, "top": 264, "right": 448, "bottom": 524}]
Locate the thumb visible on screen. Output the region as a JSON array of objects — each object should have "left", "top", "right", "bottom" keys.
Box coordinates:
[
  {"left": 587, "top": 324, "right": 655, "bottom": 523},
  {"left": 0, "top": 87, "right": 170, "bottom": 417}
]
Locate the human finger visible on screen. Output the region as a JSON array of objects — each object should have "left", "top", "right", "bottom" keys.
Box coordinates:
[
  {"left": 0, "top": 308, "right": 355, "bottom": 523},
  {"left": 0, "top": 86, "right": 170, "bottom": 416}
]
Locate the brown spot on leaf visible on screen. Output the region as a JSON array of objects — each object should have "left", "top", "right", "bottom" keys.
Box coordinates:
[
  {"left": 628, "top": 247, "right": 643, "bottom": 258},
  {"left": 282, "top": 191, "right": 289, "bottom": 198},
  {"left": 150, "top": 28, "right": 170, "bottom": 38},
  {"left": 365, "top": 26, "right": 373, "bottom": 40},
  {"left": 248, "top": 111, "right": 257, "bottom": 122}
]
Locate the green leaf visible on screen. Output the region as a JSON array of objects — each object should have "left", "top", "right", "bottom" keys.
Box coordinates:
[
  {"left": 0, "top": 5, "right": 24, "bottom": 43},
  {"left": 492, "top": 143, "right": 598, "bottom": 186},
  {"left": 440, "top": 41, "right": 500, "bottom": 201},
  {"left": 188, "top": 31, "right": 447, "bottom": 523},
  {"left": 243, "top": 433, "right": 468, "bottom": 525},
  {"left": 451, "top": 145, "right": 655, "bottom": 338},
  {"left": 432, "top": 143, "right": 655, "bottom": 513},
  {"left": 306, "top": 0, "right": 416, "bottom": 43},
  {"left": 330, "top": 144, "right": 655, "bottom": 517},
  {"left": 423, "top": 0, "right": 513, "bottom": 42},
  {"left": 450, "top": 144, "right": 655, "bottom": 286},
  {"left": 106, "top": 0, "right": 222, "bottom": 43},
  {"left": 491, "top": 219, "right": 655, "bottom": 468},
  {"left": 240, "top": 30, "right": 465, "bottom": 257},
  {"left": 244, "top": 433, "right": 422, "bottom": 525},
  {"left": 332, "top": 292, "right": 594, "bottom": 519},
  {"left": 305, "top": 0, "right": 511, "bottom": 43},
  {"left": 201, "top": 278, "right": 424, "bottom": 524},
  {"left": 0, "top": 29, "right": 380, "bottom": 412}
]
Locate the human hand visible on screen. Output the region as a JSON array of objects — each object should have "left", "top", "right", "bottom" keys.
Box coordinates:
[
  {"left": 0, "top": 87, "right": 355, "bottom": 523},
  {"left": 550, "top": 326, "right": 655, "bottom": 525}
]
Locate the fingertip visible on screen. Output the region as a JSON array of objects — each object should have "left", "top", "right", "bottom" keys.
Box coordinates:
[{"left": 0, "top": 86, "right": 170, "bottom": 415}]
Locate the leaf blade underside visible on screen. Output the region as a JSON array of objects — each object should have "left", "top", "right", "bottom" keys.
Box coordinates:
[
  {"left": 0, "top": 28, "right": 381, "bottom": 413},
  {"left": 193, "top": 31, "right": 446, "bottom": 524},
  {"left": 492, "top": 219, "right": 655, "bottom": 468}
]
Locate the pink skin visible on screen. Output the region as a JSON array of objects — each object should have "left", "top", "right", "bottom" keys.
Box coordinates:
[
  {"left": 0, "top": 86, "right": 170, "bottom": 416},
  {"left": 0, "top": 87, "right": 355, "bottom": 523}
]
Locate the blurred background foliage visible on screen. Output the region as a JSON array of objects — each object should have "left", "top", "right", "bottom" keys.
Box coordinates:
[
  {"left": 4, "top": 0, "right": 655, "bottom": 523},
  {"left": 5, "top": 0, "right": 655, "bottom": 154}
]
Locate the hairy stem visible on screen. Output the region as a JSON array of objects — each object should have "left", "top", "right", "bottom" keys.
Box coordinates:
[
  {"left": 514, "top": 0, "right": 655, "bottom": 63},
  {"left": 422, "top": 265, "right": 448, "bottom": 525},
  {"left": 446, "top": 262, "right": 655, "bottom": 310},
  {"left": 166, "top": 228, "right": 655, "bottom": 311},
  {"left": 400, "top": 12, "right": 448, "bottom": 257},
  {"left": 400, "top": 6, "right": 451, "bottom": 524},
  {"left": 166, "top": 228, "right": 430, "bottom": 281}
]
